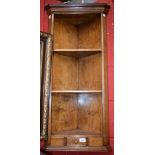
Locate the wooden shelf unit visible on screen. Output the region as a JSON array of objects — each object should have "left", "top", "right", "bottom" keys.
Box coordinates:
[{"left": 41, "top": 3, "right": 110, "bottom": 152}]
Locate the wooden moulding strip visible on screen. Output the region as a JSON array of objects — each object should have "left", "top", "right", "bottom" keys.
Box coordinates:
[
  {"left": 101, "top": 13, "right": 109, "bottom": 146},
  {"left": 54, "top": 49, "right": 102, "bottom": 52},
  {"left": 45, "top": 146, "right": 111, "bottom": 152},
  {"left": 52, "top": 90, "right": 102, "bottom": 93}
]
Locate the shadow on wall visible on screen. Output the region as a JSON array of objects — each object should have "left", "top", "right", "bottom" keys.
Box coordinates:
[{"left": 40, "top": 152, "right": 46, "bottom": 155}]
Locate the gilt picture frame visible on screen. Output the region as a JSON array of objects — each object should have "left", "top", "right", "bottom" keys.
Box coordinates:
[{"left": 40, "top": 32, "right": 52, "bottom": 140}]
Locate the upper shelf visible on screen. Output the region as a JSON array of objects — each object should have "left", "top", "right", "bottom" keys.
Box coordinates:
[
  {"left": 46, "top": 3, "right": 110, "bottom": 8},
  {"left": 54, "top": 49, "right": 102, "bottom": 57}
]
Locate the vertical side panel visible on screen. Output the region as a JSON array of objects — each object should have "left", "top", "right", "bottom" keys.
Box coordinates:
[{"left": 101, "top": 13, "right": 109, "bottom": 145}]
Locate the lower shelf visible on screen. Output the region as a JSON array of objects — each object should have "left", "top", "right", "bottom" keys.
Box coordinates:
[
  {"left": 49, "top": 135, "right": 110, "bottom": 152},
  {"left": 45, "top": 145, "right": 111, "bottom": 152}
]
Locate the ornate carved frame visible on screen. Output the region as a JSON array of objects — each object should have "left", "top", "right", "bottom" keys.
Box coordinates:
[{"left": 40, "top": 32, "right": 52, "bottom": 140}]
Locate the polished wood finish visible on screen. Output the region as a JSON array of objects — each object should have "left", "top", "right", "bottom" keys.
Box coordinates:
[
  {"left": 44, "top": 3, "right": 110, "bottom": 152},
  {"left": 52, "top": 90, "right": 102, "bottom": 93},
  {"left": 51, "top": 93, "right": 102, "bottom": 134},
  {"left": 78, "top": 17, "right": 101, "bottom": 49},
  {"left": 46, "top": 3, "right": 110, "bottom": 15},
  {"left": 52, "top": 53, "right": 102, "bottom": 90},
  {"left": 52, "top": 53, "right": 78, "bottom": 90},
  {"left": 54, "top": 14, "right": 100, "bottom": 25},
  {"left": 46, "top": 146, "right": 110, "bottom": 152},
  {"left": 54, "top": 49, "right": 101, "bottom": 57},
  {"left": 78, "top": 53, "right": 102, "bottom": 90},
  {"left": 77, "top": 94, "right": 102, "bottom": 134},
  {"left": 52, "top": 129, "right": 101, "bottom": 135},
  {"left": 50, "top": 135, "right": 106, "bottom": 148},
  {"left": 67, "top": 136, "right": 88, "bottom": 147},
  {"left": 101, "top": 14, "right": 109, "bottom": 145},
  {"left": 54, "top": 18, "right": 78, "bottom": 49},
  {"left": 53, "top": 16, "right": 101, "bottom": 49},
  {"left": 52, "top": 93, "right": 78, "bottom": 132},
  {"left": 51, "top": 136, "right": 65, "bottom": 147},
  {"left": 89, "top": 137, "right": 103, "bottom": 147},
  {"left": 47, "top": 136, "right": 111, "bottom": 152}
]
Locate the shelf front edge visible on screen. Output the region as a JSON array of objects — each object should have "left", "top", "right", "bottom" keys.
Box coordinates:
[{"left": 45, "top": 145, "right": 111, "bottom": 152}]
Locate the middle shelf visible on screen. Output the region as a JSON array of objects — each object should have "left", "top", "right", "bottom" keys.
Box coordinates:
[
  {"left": 54, "top": 49, "right": 102, "bottom": 57},
  {"left": 52, "top": 90, "right": 102, "bottom": 93}
]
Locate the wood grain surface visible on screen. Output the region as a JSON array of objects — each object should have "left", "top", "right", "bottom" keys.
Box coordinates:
[
  {"left": 52, "top": 53, "right": 102, "bottom": 90},
  {"left": 52, "top": 93, "right": 78, "bottom": 132}
]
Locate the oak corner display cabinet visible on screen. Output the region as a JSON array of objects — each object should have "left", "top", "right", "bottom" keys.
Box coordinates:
[{"left": 41, "top": 3, "right": 110, "bottom": 152}]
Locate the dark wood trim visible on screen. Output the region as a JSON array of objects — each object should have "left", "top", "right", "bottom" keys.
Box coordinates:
[
  {"left": 45, "top": 3, "right": 110, "bottom": 15},
  {"left": 45, "top": 145, "right": 111, "bottom": 152},
  {"left": 46, "top": 3, "right": 110, "bottom": 8}
]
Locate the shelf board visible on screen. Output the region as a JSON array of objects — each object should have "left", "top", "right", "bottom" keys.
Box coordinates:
[
  {"left": 54, "top": 49, "right": 102, "bottom": 57},
  {"left": 45, "top": 146, "right": 111, "bottom": 152},
  {"left": 52, "top": 90, "right": 102, "bottom": 93},
  {"left": 52, "top": 129, "right": 101, "bottom": 136},
  {"left": 54, "top": 49, "right": 102, "bottom": 52}
]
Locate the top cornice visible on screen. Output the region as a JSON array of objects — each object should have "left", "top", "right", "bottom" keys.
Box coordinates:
[{"left": 45, "top": 3, "right": 110, "bottom": 15}]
